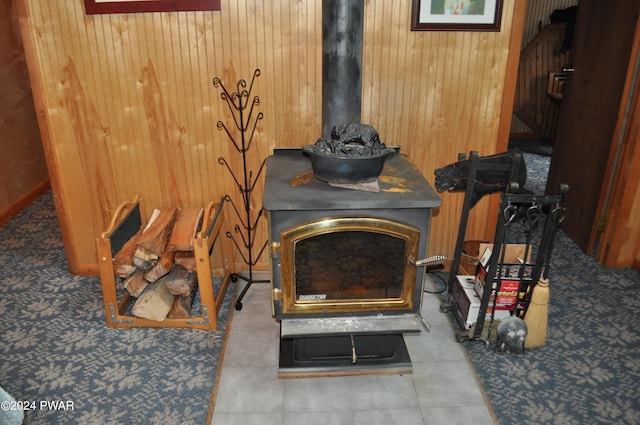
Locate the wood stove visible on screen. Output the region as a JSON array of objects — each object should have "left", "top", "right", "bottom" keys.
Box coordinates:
[{"left": 263, "top": 149, "right": 441, "bottom": 376}]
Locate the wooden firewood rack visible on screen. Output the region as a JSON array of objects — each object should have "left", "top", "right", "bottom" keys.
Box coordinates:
[{"left": 96, "top": 196, "right": 234, "bottom": 330}]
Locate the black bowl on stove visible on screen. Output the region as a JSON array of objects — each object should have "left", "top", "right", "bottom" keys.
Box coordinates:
[{"left": 302, "top": 145, "right": 396, "bottom": 184}]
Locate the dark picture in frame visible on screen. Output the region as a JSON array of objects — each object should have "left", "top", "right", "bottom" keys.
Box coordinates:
[
  {"left": 411, "top": 0, "right": 503, "bottom": 31},
  {"left": 84, "top": 0, "right": 221, "bottom": 15}
]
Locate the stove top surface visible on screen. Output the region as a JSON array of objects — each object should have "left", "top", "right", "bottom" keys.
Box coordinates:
[{"left": 263, "top": 149, "right": 441, "bottom": 211}]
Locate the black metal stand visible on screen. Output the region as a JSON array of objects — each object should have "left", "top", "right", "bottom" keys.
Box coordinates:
[
  {"left": 213, "top": 69, "right": 269, "bottom": 311},
  {"left": 472, "top": 183, "right": 567, "bottom": 342},
  {"left": 439, "top": 151, "right": 568, "bottom": 344}
]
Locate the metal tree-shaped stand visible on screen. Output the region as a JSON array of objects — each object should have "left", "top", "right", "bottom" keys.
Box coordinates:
[{"left": 213, "top": 69, "right": 269, "bottom": 311}]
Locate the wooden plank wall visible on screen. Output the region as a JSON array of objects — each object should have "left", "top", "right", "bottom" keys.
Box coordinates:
[
  {"left": 16, "top": 0, "right": 525, "bottom": 275},
  {"left": 0, "top": 0, "right": 49, "bottom": 225}
]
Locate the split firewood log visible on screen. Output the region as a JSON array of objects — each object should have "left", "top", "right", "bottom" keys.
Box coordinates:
[
  {"left": 144, "top": 250, "right": 176, "bottom": 283},
  {"left": 113, "top": 228, "right": 144, "bottom": 278},
  {"left": 133, "top": 246, "right": 158, "bottom": 270},
  {"left": 136, "top": 208, "right": 178, "bottom": 257},
  {"left": 131, "top": 279, "right": 174, "bottom": 321},
  {"left": 165, "top": 265, "right": 197, "bottom": 296},
  {"left": 166, "top": 208, "right": 204, "bottom": 252},
  {"left": 128, "top": 208, "right": 160, "bottom": 270},
  {"left": 123, "top": 269, "right": 149, "bottom": 297},
  {"left": 168, "top": 277, "right": 198, "bottom": 319},
  {"left": 174, "top": 251, "right": 197, "bottom": 273}
]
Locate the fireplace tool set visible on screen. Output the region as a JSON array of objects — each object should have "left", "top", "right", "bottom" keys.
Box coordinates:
[
  {"left": 437, "top": 151, "right": 568, "bottom": 350},
  {"left": 213, "top": 69, "right": 269, "bottom": 311}
]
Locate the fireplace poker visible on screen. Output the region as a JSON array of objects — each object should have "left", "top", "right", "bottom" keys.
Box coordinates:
[
  {"left": 519, "top": 204, "right": 542, "bottom": 276},
  {"left": 486, "top": 202, "right": 518, "bottom": 342},
  {"left": 517, "top": 204, "right": 542, "bottom": 310},
  {"left": 542, "top": 204, "right": 566, "bottom": 280}
]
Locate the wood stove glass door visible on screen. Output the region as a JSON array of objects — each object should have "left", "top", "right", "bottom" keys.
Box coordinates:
[
  {"left": 295, "top": 231, "right": 405, "bottom": 300},
  {"left": 277, "top": 217, "right": 420, "bottom": 316}
]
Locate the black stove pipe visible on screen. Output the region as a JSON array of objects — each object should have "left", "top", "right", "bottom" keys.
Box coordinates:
[{"left": 322, "top": 0, "right": 364, "bottom": 139}]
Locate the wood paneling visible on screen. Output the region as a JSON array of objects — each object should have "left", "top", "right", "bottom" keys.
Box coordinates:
[
  {"left": 0, "top": 0, "right": 49, "bottom": 223},
  {"left": 16, "top": 0, "right": 525, "bottom": 275}
]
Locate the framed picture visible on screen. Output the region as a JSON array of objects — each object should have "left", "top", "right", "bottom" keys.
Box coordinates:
[
  {"left": 84, "top": 0, "right": 221, "bottom": 15},
  {"left": 411, "top": 0, "right": 503, "bottom": 31}
]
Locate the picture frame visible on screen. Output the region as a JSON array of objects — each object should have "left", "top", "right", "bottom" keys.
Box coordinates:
[
  {"left": 84, "top": 0, "right": 221, "bottom": 15},
  {"left": 411, "top": 0, "right": 503, "bottom": 32}
]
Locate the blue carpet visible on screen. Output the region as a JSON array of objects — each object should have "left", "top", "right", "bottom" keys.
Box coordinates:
[
  {"left": 0, "top": 192, "right": 233, "bottom": 425},
  {"left": 462, "top": 153, "right": 640, "bottom": 424}
]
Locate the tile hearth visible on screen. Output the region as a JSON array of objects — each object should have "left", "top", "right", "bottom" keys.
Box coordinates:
[{"left": 212, "top": 275, "right": 496, "bottom": 425}]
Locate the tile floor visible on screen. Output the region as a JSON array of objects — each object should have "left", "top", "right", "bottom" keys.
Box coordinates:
[{"left": 211, "top": 275, "right": 497, "bottom": 425}]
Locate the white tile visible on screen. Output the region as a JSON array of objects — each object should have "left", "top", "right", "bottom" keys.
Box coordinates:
[
  {"left": 210, "top": 411, "right": 246, "bottom": 425},
  {"left": 231, "top": 306, "right": 280, "bottom": 330},
  {"left": 403, "top": 324, "right": 466, "bottom": 362},
  {"left": 348, "top": 374, "right": 419, "bottom": 410},
  {"left": 421, "top": 405, "right": 496, "bottom": 425},
  {"left": 283, "top": 410, "right": 353, "bottom": 425},
  {"left": 411, "top": 361, "right": 486, "bottom": 407},
  {"left": 212, "top": 412, "right": 283, "bottom": 425},
  {"left": 283, "top": 376, "right": 353, "bottom": 411},
  {"left": 420, "top": 290, "right": 453, "bottom": 327},
  {"left": 230, "top": 283, "right": 279, "bottom": 331},
  {"left": 353, "top": 408, "right": 425, "bottom": 425},
  {"left": 214, "top": 366, "right": 284, "bottom": 413},
  {"left": 223, "top": 327, "right": 280, "bottom": 367},
  {"left": 243, "top": 412, "right": 285, "bottom": 425}
]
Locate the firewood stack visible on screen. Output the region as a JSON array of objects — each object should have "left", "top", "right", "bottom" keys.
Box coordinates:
[{"left": 112, "top": 207, "right": 204, "bottom": 321}]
